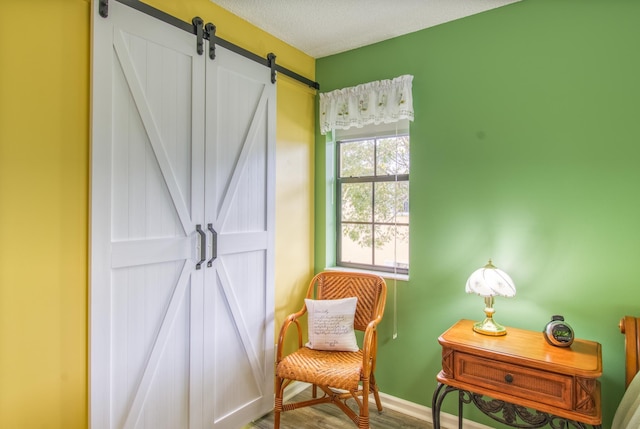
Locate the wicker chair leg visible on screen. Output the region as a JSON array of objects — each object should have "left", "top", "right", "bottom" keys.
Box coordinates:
[
  {"left": 370, "top": 373, "right": 383, "bottom": 412},
  {"left": 274, "top": 377, "right": 283, "bottom": 429},
  {"left": 359, "top": 379, "right": 370, "bottom": 429}
]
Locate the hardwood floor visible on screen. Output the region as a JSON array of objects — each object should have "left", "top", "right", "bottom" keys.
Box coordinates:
[{"left": 247, "top": 387, "right": 432, "bottom": 429}]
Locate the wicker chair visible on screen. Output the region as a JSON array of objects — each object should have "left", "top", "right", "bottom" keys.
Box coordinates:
[{"left": 274, "top": 271, "right": 387, "bottom": 429}]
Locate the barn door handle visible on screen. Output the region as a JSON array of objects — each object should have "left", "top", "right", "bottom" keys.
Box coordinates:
[
  {"left": 196, "top": 224, "right": 206, "bottom": 270},
  {"left": 207, "top": 223, "right": 217, "bottom": 267}
]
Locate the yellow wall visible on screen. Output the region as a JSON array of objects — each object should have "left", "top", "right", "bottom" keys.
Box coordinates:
[{"left": 0, "top": 0, "right": 315, "bottom": 427}]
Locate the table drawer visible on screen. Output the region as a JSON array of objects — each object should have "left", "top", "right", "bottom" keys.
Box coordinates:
[{"left": 454, "top": 352, "right": 573, "bottom": 410}]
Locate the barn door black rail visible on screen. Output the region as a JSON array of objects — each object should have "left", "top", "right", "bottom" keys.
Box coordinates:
[{"left": 101, "top": 0, "right": 320, "bottom": 90}]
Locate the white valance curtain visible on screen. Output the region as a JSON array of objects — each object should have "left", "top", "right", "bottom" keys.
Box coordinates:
[{"left": 319, "top": 74, "right": 414, "bottom": 135}]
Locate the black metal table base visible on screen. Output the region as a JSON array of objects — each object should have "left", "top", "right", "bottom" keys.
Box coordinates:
[{"left": 431, "top": 383, "right": 602, "bottom": 429}]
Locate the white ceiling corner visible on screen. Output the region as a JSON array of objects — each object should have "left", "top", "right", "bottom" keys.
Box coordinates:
[{"left": 208, "top": 0, "right": 521, "bottom": 58}]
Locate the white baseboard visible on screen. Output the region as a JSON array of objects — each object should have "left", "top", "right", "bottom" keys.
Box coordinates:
[
  {"left": 378, "top": 390, "right": 494, "bottom": 429},
  {"left": 284, "top": 382, "right": 494, "bottom": 429}
]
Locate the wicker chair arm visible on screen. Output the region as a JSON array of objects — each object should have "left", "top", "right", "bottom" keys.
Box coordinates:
[
  {"left": 361, "top": 315, "right": 383, "bottom": 373},
  {"left": 276, "top": 308, "right": 307, "bottom": 363}
]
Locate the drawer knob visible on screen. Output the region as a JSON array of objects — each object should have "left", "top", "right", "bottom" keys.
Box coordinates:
[{"left": 505, "top": 374, "right": 514, "bottom": 383}]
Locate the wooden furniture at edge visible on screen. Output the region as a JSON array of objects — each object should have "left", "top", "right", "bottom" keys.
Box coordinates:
[
  {"left": 433, "top": 319, "right": 602, "bottom": 428},
  {"left": 619, "top": 315, "right": 640, "bottom": 389},
  {"left": 274, "top": 271, "right": 387, "bottom": 429}
]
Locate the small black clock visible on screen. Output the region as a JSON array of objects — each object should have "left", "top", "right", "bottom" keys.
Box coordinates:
[{"left": 543, "top": 315, "right": 574, "bottom": 347}]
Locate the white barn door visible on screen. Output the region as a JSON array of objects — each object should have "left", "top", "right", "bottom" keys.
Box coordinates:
[
  {"left": 202, "top": 41, "right": 276, "bottom": 428},
  {"left": 91, "top": 2, "right": 275, "bottom": 428}
]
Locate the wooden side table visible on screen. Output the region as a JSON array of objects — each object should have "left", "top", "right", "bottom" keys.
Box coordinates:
[{"left": 432, "top": 319, "right": 602, "bottom": 429}]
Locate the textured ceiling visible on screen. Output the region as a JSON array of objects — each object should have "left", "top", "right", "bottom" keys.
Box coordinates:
[{"left": 209, "top": 0, "right": 520, "bottom": 58}]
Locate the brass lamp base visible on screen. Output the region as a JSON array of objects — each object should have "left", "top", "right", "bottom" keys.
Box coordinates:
[
  {"left": 473, "top": 296, "right": 507, "bottom": 336},
  {"left": 473, "top": 317, "right": 507, "bottom": 336}
]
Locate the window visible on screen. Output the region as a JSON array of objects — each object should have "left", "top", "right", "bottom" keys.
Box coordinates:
[
  {"left": 337, "top": 132, "right": 409, "bottom": 275},
  {"left": 319, "top": 75, "right": 414, "bottom": 276}
]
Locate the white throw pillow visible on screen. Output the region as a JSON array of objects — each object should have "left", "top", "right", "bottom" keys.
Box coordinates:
[{"left": 305, "top": 297, "right": 359, "bottom": 352}]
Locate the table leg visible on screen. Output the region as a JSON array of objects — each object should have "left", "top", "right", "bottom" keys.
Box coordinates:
[
  {"left": 431, "top": 383, "right": 445, "bottom": 429},
  {"left": 431, "top": 383, "right": 460, "bottom": 429},
  {"left": 458, "top": 389, "right": 464, "bottom": 429}
]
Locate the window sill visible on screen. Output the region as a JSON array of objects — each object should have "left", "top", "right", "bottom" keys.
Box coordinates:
[{"left": 324, "top": 266, "right": 409, "bottom": 282}]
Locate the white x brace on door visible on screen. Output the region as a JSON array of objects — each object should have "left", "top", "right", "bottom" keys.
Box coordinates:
[{"left": 91, "top": 2, "right": 275, "bottom": 428}]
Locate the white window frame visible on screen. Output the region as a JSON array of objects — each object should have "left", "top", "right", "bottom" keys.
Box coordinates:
[{"left": 325, "top": 120, "right": 410, "bottom": 280}]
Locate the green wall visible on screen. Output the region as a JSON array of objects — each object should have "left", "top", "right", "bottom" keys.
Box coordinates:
[{"left": 316, "top": 0, "right": 640, "bottom": 427}]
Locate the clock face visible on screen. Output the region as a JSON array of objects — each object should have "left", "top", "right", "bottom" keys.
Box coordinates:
[{"left": 551, "top": 325, "right": 572, "bottom": 341}]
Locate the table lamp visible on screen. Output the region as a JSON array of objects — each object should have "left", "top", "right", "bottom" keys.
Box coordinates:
[{"left": 465, "top": 259, "right": 516, "bottom": 336}]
